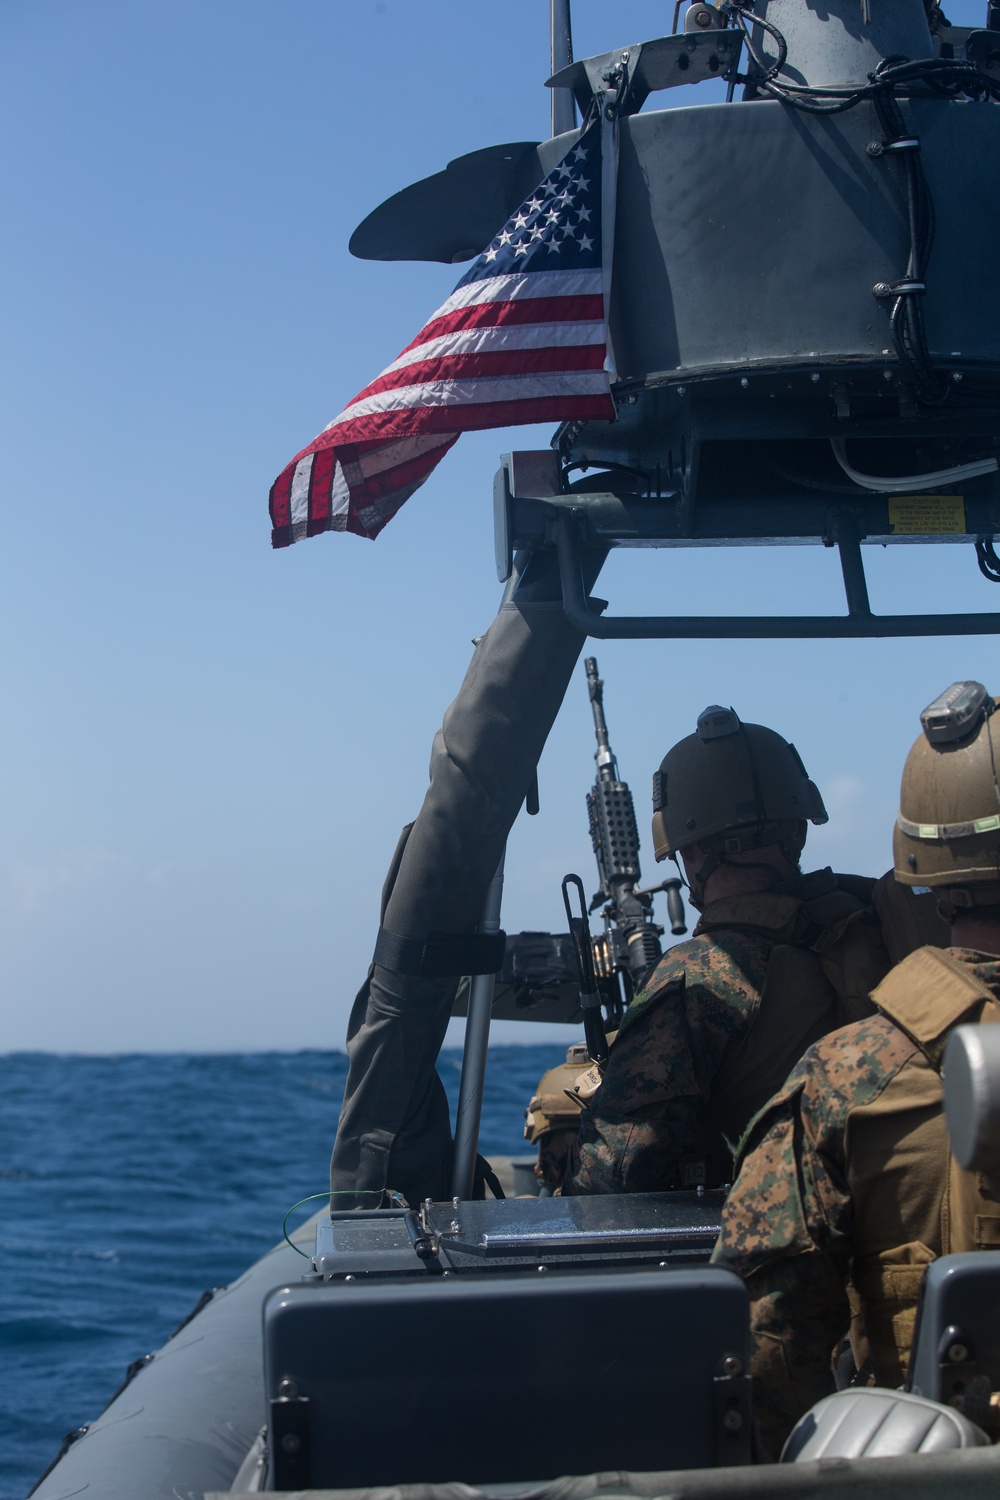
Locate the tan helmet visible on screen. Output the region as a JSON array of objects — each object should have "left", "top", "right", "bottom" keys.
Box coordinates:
[
  {"left": 651, "top": 705, "right": 828, "bottom": 863},
  {"left": 894, "top": 680, "right": 1000, "bottom": 905}
]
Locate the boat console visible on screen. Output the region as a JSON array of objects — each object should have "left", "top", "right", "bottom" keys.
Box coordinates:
[{"left": 311, "top": 1190, "right": 724, "bottom": 1277}]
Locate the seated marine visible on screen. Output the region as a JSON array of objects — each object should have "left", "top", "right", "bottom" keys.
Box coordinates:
[
  {"left": 712, "top": 680, "right": 1000, "bottom": 1457},
  {"left": 565, "top": 704, "right": 900, "bottom": 1196}
]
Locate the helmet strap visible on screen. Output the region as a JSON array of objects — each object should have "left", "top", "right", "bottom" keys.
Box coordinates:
[
  {"left": 687, "top": 847, "right": 801, "bottom": 911},
  {"left": 936, "top": 884, "right": 1000, "bottom": 922}
]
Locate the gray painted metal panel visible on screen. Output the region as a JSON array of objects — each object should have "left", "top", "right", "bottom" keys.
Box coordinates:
[
  {"left": 609, "top": 99, "right": 1000, "bottom": 382},
  {"left": 753, "top": 0, "right": 933, "bottom": 89}
]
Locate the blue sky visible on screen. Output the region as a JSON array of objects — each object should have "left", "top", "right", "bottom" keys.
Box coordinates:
[{"left": 1, "top": 0, "right": 995, "bottom": 1052}]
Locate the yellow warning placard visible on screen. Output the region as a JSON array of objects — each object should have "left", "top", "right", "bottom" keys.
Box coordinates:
[{"left": 888, "top": 495, "right": 966, "bottom": 534}]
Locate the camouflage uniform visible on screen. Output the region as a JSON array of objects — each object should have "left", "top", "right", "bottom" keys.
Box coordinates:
[
  {"left": 712, "top": 945, "right": 1000, "bottom": 1457},
  {"left": 567, "top": 867, "right": 889, "bottom": 1196}
]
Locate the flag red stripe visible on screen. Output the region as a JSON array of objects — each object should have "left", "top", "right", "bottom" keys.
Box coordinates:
[
  {"left": 354, "top": 440, "right": 458, "bottom": 506},
  {"left": 308, "top": 446, "right": 336, "bottom": 526},
  {"left": 394, "top": 293, "right": 605, "bottom": 358},
  {"left": 346, "top": 392, "right": 614, "bottom": 446},
  {"left": 269, "top": 465, "right": 293, "bottom": 530},
  {"left": 351, "top": 343, "right": 607, "bottom": 403}
]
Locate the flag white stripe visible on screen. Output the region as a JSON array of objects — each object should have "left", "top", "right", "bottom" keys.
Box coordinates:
[
  {"left": 289, "top": 453, "right": 314, "bottom": 526},
  {"left": 330, "top": 461, "right": 350, "bottom": 519},
  {"left": 350, "top": 431, "right": 457, "bottom": 481},
  {"left": 336, "top": 369, "right": 610, "bottom": 423},
  {"left": 378, "top": 319, "right": 606, "bottom": 376},
  {"left": 429, "top": 267, "right": 603, "bottom": 320}
]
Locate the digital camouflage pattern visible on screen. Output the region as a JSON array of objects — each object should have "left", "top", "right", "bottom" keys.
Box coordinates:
[
  {"left": 712, "top": 949, "right": 1000, "bottom": 1457},
  {"left": 566, "top": 868, "right": 885, "bottom": 1195},
  {"left": 566, "top": 927, "right": 772, "bottom": 1194}
]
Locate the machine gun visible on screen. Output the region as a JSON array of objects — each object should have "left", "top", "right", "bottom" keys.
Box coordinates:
[{"left": 562, "top": 658, "right": 687, "bottom": 1059}]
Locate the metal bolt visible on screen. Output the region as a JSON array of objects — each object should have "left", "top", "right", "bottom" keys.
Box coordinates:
[
  {"left": 720, "top": 1355, "right": 743, "bottom": 1377},
  {"left": 810, "top": 372, "right": 820, "bottom": 383},
  {"left": 866, "top": 141, "right": 884, "bottom": 157},
  {"left": 344, "top": 1274, "right": 355, "bottom": 1283},
  {"left": 873, "top": 282, "right": 892, "bottom": 298},
  {"left": 948, "top": 1342, "right": 969, "bottom": 1363},
  {"left": 281, "top": 1434, "right": 302, "bottom": 1455},
  {"left": 740, "top": 377, "right": 749, "bottom": 389},
  {"left": 278, "top": 1378, "right": 298, "bottom": 1398},
  {"left": 722, "top": 1410, "right": 744, "bottom": 1432},
  {"left": 695, "top": 8, "right": 714, "bottom": 25},
  {"left": 952, "top": 371, "right": 964, "bottom": 382},
  {"left": 883, "top": 370, "right": 893, "bottom": 381},
  {"left": 677, "top": 385, "right": 687, "bottom": 395},
  {"left": 659, "top": 1261, "right": 668, "bottom": 1268},
  {"left": 537, "top": 1264, "right": 548, "bottom": 1273}
]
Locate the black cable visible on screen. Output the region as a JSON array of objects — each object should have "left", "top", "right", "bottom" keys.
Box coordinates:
[
  {"left": 730, "top": 5, "right": 787, "bottom": 86},
  {"left": 976, "top": 539, "right": 1000, "bottom": 583}
]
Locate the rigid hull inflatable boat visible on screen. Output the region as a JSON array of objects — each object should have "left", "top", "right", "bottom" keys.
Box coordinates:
[{"left": 29, "top": 3, "right": 1000, "bottom": 1496}]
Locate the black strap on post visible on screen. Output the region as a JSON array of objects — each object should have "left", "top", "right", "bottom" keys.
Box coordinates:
[{"left": 373, "top": 926, "right": 507, "bottom": 978}]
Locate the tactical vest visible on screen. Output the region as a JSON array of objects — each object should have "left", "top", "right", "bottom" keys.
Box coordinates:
[
  {"left": 847, "top": 947, "right": 1000, "bottom": 1388},
  {"left": 693, "top": 873, "right": 889, "bottom": 1155}
]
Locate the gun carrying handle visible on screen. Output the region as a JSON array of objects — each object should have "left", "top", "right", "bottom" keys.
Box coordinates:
[{"left": 663, "top": 877, "right": 687, "bottom": 936}]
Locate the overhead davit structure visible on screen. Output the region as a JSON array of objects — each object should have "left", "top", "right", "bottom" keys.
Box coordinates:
[{"left": 332, "top": 0, "right": 1000, "bottom": 1213}]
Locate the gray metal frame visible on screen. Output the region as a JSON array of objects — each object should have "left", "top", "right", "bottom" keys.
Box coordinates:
[{"left": 554, "top": 510, "right": 1000, "bottom": 640}]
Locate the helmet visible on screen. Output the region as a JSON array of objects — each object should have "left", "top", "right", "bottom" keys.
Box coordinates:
[
  {"left": 651, "top": 705, "right": 828, "bottom": 863},
  {"left": 894, "top": 680, "right": 1000, "bottom": 905}
]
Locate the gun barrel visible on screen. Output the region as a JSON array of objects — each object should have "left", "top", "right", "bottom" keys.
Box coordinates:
[{"left": 585, "top": 656, "right": 617, "bottom": 779}]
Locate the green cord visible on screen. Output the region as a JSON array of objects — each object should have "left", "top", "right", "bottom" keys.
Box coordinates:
[
  {"left": 281, "top": 1190, "right": 396, "bottom": 1258},
  {"left": 282, "top": 1192, "right": 336, "bottom": 1257}
]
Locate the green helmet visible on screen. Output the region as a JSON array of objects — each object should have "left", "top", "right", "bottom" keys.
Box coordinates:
[
  {"left": 893, "top": 681, "right": 1000, "bottom": 905},
  {"left": 651, "top": 705, "right": 828, "bottom": 863}
]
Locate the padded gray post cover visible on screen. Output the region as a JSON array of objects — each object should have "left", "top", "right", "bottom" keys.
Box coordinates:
[{"left": 329, "top": 583, "right": 593, "bottom": 1205}]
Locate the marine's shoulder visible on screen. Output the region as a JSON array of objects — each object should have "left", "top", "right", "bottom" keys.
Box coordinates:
[
  {"left": 733, "top": 1012, "right": 914, "bottom": 1168},
  {"left": 619, "top": 929, "right": 770, "bottom": 1036},
  {"left": 641, "top": 927, "right": 771, "bottom": 992},
  {"left": 769, "top": 1012, "right": 917, "bottom": 1122}
]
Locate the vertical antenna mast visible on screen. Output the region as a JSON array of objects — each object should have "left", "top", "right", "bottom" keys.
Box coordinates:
[{"left": 550, "top": 0, "right": 576, "bottom": 137}]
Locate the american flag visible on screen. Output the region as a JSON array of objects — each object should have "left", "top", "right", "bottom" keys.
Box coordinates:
[{"left": 269, "top": 121, "right": 616, "bottom": 547}]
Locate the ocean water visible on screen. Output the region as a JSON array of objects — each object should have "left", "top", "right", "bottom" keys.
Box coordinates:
[{"left": 0, "top": 1045, "right": 558, "bottom": 1500}]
